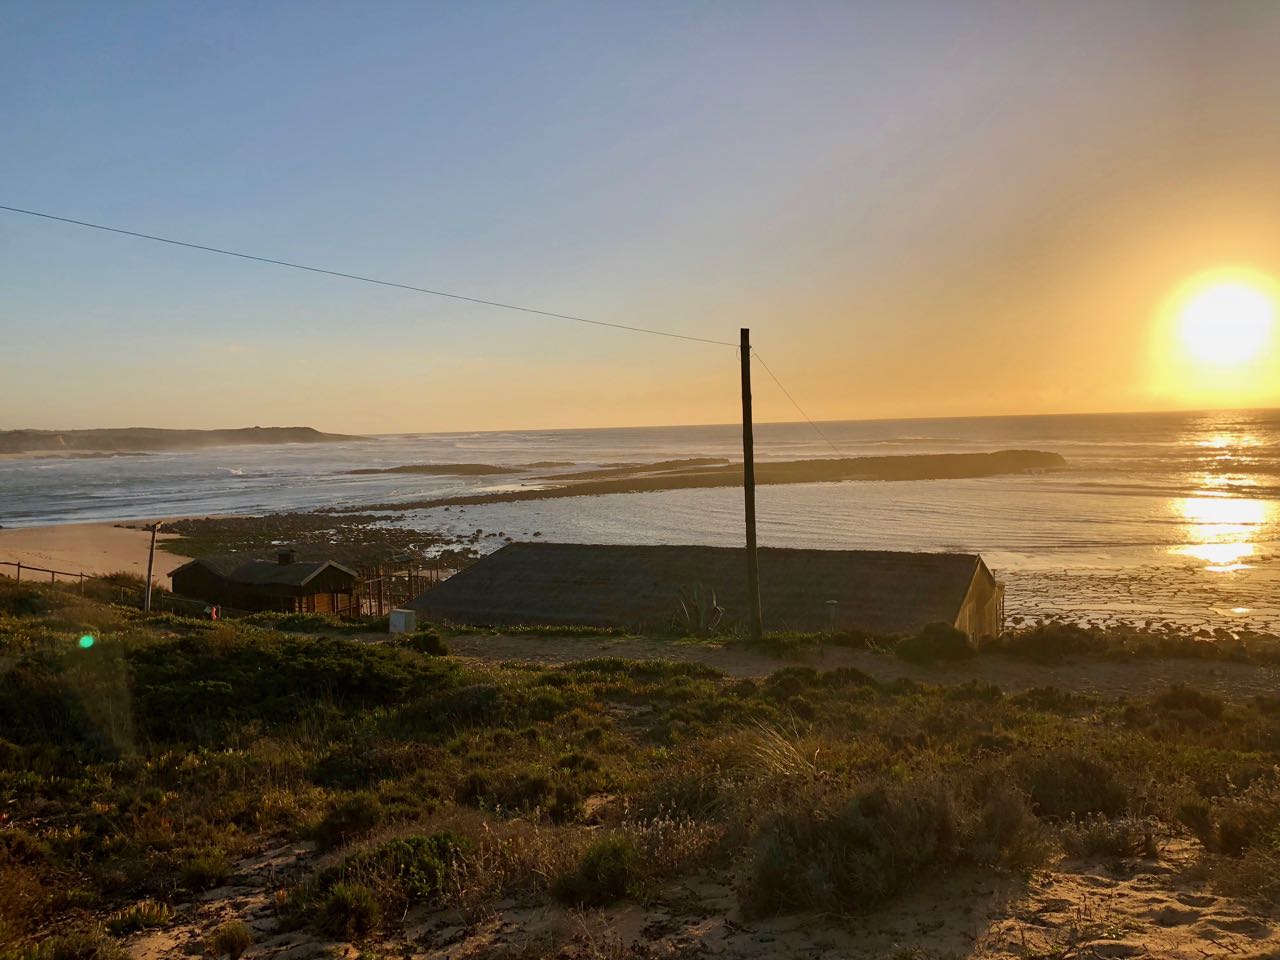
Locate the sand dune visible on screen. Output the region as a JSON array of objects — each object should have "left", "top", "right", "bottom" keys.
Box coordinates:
[{"left": 0, "top": 521, "right": 191, "bottom": 581}]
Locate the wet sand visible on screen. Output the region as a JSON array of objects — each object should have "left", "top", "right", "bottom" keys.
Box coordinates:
[
  {"left": 0, "top": 521, "right": 192, "bottom": 581},
  {"left": 350, "top": 449, "right": 1067, "bottom": 511},
  {"left": 1002, "top": 564, "right": 1280, "bottom": 635}
]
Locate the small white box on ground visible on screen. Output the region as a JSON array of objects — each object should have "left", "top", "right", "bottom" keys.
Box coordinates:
[{"left": 389, "top": 608, "right": 417, "bottom": 634}]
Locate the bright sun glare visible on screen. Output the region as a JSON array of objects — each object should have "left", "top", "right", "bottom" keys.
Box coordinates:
[{"left": 1177, "top": 277, "right": 1276, "bottom": 366}]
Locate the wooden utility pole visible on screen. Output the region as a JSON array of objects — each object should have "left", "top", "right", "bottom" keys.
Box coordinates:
[
  {"left": 740, "top": 328, "right": 764, "bottom": 644},
  {"left": 143, "top": 522, "right": 160, "bottom": 612}
]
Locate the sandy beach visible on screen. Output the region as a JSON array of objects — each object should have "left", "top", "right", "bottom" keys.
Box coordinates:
[{"left": 0, "top": 521, "right": 192, "bottom": 582}]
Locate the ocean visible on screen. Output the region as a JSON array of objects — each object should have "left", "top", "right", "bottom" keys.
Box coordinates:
[{"left": 4, "top": 409, "right": 1279, "bottom": 632}]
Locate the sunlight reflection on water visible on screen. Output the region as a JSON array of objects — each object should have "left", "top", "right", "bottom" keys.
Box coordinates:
[{"left": 1172, "top": 495, "right": 1273, "bottom": 571}]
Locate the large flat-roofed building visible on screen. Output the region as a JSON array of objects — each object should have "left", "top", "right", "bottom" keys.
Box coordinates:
[{"left": 407, "top": 542, "right": 1003, "bottom": 639}]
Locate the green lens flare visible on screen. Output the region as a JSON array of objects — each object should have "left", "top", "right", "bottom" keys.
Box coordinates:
[{"left": 78, "top": 634, "right": 95, "bottom": 649}]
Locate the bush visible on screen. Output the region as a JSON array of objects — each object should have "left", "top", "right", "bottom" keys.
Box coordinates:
[
  {"left": 1017, "top": 749, "right": 1129, "bottom": 820},
  {"left": 129, "top": 632, "right": 458, "bottom": 742},
  {"left": 1154, "top": 685, "right": 1224, "bottom": 719},
  {"left": 345, "top": 832, "right": 465, "bottom": 903},
  {"left": 994, "top": 622, "right": 1097, "bottom": 663},
  {"left": 553, "top": 836, "right": 640, "bottom": 907},
  {"left": 317, "top": 882, "right": 380, "bottom": 938},
  {"left": 894, "top": 623, "right": 974, "bottom": 665},
  {"left": 1195, "top": 781, "right": 1280, "bottom": 857},
  {"left": 739, "top": 772, "right": 1045, "bottom": 917},
  {"left": 0, "top": 585, "right": 51, "bottom": 617},
  {"left": 315, "top": 792, "right": 384, "bottom": 851},
  {"left": 104, "top": 899, "right": 174, "bottom": 935},
  {"left": 16, "top": 927, "right": 129, "bottom": 960},
  {"left": 1061, "top": 815, "right": 1158, "bottom": 859},
  {"left": 180, "top": 847, "right": 230, "bottom": 891},
  {"left": 206, "top": 920, "right": 254, "bottom": 960},
  {"left": 456, "top": 768, "right": 554, "bottom": 813},
  {"left": 1191, "top": 782, "right": 1280, "bottom": 906},
  {"left": 405, "top": 628, "right": 450, "bottom": 656},
  {"left": 395, "top": 684, "right": 504, "bottom": 735},
  {"left": 241, "top": 611, "right": 384, "bottom": 635}
]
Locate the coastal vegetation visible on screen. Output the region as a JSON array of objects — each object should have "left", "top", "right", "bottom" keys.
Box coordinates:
[{"left": 3, "top": 576, "right": 1279, "bottom": 956}]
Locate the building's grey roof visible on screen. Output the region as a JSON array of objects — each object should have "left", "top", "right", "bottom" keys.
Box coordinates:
[
  {"left": 408, "top": 542, "right": 988, "bottom": 634},
  {"left": 172, "top": 555, "right": 357, "bottom": 587}
]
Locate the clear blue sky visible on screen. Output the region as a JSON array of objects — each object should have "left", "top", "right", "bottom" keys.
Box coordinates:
[{"left": 4, "top": 1, "right": 1279, "bottom": 431}]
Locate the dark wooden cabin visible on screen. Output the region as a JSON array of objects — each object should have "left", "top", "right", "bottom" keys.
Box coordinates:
[
  {"left": 408, "top": 542, "right": 1004, "bottom": 640},
  {"left": 170, "top": 549, "right": 359, "bottom": 615}
]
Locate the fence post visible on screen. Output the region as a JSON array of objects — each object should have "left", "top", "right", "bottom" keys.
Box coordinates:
[
  {"left": 79, "top": 573, "right": 85, "bottom": 594},
  {"left": 14, "top": 562, "right": 20, "bottom": 584}
]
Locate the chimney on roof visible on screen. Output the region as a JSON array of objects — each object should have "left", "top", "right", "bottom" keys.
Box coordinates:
[{"left": 277, "top": 548, "right": 296, "bottom": 565}]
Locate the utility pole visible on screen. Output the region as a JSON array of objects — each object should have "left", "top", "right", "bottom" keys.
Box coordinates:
[
  {"left": 740, "top": 328, "right": 764, "bottom": 644},
  {"left": 144, "top": 522, "right": 160, "bottom": 612}
]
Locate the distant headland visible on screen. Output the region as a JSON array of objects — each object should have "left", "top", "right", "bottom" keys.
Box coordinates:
[{"left": 0, "top": 426, "right": 365, "bottom": 455}]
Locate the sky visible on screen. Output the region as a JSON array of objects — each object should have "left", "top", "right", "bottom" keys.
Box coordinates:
[{"left": 3, "top": 0, "right": 1280, "bottom": 433}]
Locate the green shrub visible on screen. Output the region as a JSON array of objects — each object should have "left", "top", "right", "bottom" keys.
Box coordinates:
[
  {"left": 315, "top": 792, "right": 384, "bottom": 851},
  {"left": 894, "top": 623, "right": 974, "bottom": 665},
  {"left": 405, "top": 628, "right": 450, "bottom": 656},
  {"left": 317, "top": 882, "right": 380, "bottom": 938},
  {"left": 1176, "top": 797, "right": 1214, "bottom": 843},
  {"left": 557, "top": 751, "right": 599, "bottom": 772},
  {"left": 993, "top": 622, "right": 1097, "bottom": 662},
  {"left": 1154, "top": 685, "right": 1224, "bottom": 719},
  {"left": 130, "top": 632, "right": 458, "bottom": 742},
  {"left": 1195, "top": 782, "right": 1280, "bottom": 857},
  {"left": 1017, "top": 749, "right": 1129, "bottom": 820},
  {"left": 104, "top": 899, "right": 174, "bottom": 935},
  {"left": 345, "top": 832, "right": 465, "bottom": 903},
  {"left": 395, "top": 683, "right": 504, "bottom": 735},
  {"left": 1060, "top": 815, "right": 1158, "bottom": 859},
  {"left": 0, "top": 585, "right": 51, "bottom": 617},
  {"left": 0, "top": 828, "right": 50, "bottom": 864},
  {"left": 552, "top": 836, "right": 640, "bottom": 906},
  {"left": 206, "top": 920, "right": 254, "bottom": 960},
  {"left": 456, "top": 768, "right": 554, "bottom": 812},
  {"left": 740, "top": 772, "right": 1045, "bottom": 917},
  {"left": 16, "top": 926, "right": 128, "bottom": 960},
  {"left": 180, "top": 847, "right": 230, "bottom": 891},
  {"left": 241, "top": 611, "right": 384, "bottom": 635}
]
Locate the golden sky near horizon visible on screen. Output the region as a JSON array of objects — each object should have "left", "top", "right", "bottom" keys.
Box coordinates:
[{"left": 4, "top": 2, "right": 1280, "bottom": 433}]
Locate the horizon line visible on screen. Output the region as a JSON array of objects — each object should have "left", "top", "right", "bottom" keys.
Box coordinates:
[{"left": 6, "top": 402, "right": 1279, "bottom": 438}]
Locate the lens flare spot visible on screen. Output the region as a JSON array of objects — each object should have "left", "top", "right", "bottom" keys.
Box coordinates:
[{"left": 78, "top": 634, "right": 96, "bottom": 649}]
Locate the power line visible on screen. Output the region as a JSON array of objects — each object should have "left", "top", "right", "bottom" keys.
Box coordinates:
[
  {"left": 751, "top": 350, "right": 848, "bottom": 458},
  {"left": 0, "top": 204, "right": 738, "bottom": 348},
  {"left": 1, "top": 203, "right": 847, "bottom": 450}
]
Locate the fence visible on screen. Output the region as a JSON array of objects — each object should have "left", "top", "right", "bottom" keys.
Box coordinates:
[
  {"left": 0, "top": 560, "right": 254, "bottom": 617},
  {"left": 1, "top": 560, "right": 97, "bottom": 591},
  {"left": 355, "top": 561, "right": 451, "bottom": 617},
  {"left": 1, "top": 558, "right": 455, "bottom": 620}
]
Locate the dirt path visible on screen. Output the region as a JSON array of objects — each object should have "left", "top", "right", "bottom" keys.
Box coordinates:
[{"left": 447, "top": 632, "right": 1280, "bottom": 701}]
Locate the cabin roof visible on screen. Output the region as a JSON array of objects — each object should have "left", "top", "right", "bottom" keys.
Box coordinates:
[
  {"left": 171, "top": 555, "right": 358, "bottom": 587},
  {"left": 408, "top": 542, "right": 989, "bottom": 634}
]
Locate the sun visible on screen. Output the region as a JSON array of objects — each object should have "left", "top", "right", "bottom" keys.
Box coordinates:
[{"left": 1176, "top": 274, "right": 1276, "bottom": 366}]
